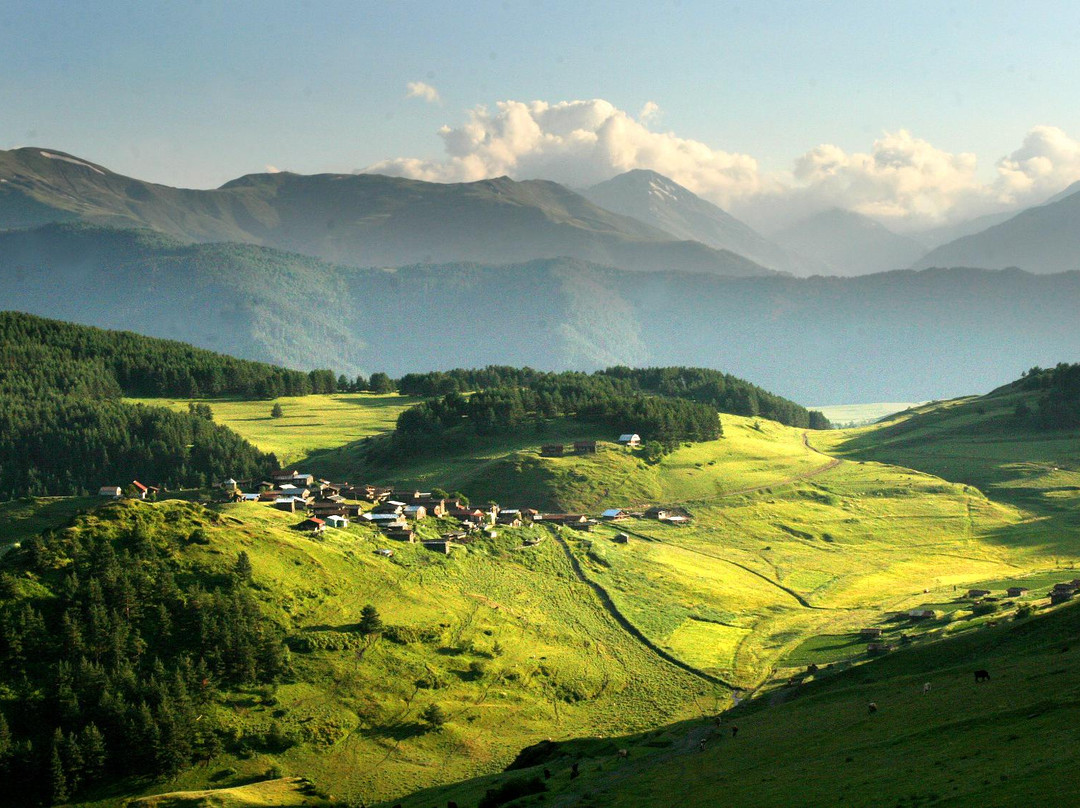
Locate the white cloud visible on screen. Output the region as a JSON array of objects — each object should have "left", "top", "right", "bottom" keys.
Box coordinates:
[
  {"left": 362, "top": 97, "right": 1080, "bottom": 230},
  {"left": 406, "top": 81, "right": 441, "bottom": 104},
  {"left": 994, "top": 125, "right": 1080, "bottom": 203},
  {"left": 364, "top": 99, "right": 775, "bottom": 207}
]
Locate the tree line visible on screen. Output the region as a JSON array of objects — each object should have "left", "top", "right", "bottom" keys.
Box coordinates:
[
  {"left": 1017, "top": 363, "right": 1080, "bottom": 429},
  {"left": 396, "top": 365, "right": 829, "bottom": 429},
  {"left": 0, "top": 501, "right": 289, "bottom": 806}
]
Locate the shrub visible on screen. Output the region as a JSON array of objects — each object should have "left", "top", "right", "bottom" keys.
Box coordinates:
[{"left": 420, "top": 703, "right": 447, "bottom": 730}]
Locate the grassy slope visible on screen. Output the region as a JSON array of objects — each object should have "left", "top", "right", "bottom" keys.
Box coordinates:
[
  {"left": 65, "top": 500, "right": 705, "bottom": 808},
  {"left": 394, "top": 598, "right": 1080, "bottom": 808},
  {"left": 127, "top": 394, "right": 419, "bottom": 466},
  {"left": 388, "top": 386, "right": 1080, "bottom": 808}
]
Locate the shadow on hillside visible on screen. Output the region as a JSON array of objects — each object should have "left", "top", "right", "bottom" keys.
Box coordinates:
[{"left": 367, "top": 720, "right": 428, "bottom": 742}]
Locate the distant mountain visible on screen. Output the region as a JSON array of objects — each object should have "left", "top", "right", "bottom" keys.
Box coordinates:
[
  {"left": 3, "top": 224, "right": 1079, "bottom": 403},
  {"left": 0, "top": 146, "right": 775, "bottom": 277},
  {"left": 773, "top": 208, "right": 928, "bottom": 276},
  {"left": 912, "top": 209, "right": 1022, "bottom": 250},
  {"left": 582, "top": 169, "right": 818, "bottom": 274},
  {"left": 916, "top": 184, "right": 1080, "bottom": 273}
]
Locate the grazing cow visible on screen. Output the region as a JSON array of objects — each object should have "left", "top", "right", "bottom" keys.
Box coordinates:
[
  {"left": 570, "top": 763, "right": 580, "bottom": 780},
  {"left": 543, "top": 768, "right": 551, "bottom": 780},
  {"left": 731, "top": 725, "right": 739, "bottom": 738},
  {"left": 617, "top": 749, "right": 629, "bottom": 759},
  {"left": 807, "top": 663, "right": 819, "bottom": 675},
  {"left": 923, "top": 682, "right": 931, "bottom": 694},
  {"left": 698, "top": 738, "right": 707, "bottom": 752},
  {"left": 867, "top": 702, "right": 878, "bottom": 714},
  {"left": 974, "top": 669, "right": 991, "bottom": 683}
]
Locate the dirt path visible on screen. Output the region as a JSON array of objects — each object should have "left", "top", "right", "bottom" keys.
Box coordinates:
[{"left": 550, "top": 529, "right": 735, "bottom": 689}]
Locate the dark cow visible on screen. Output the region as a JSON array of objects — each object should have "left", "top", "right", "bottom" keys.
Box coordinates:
[
  {"left": 867, "top": 702, "right": 878, "bottom": 714},
  {"left": 570, "top": 762, "right": 580, "bottom": 780},
  {"left": 543, "top": 768, "right": 551, "bottom": 780},
  {"left": 731, "top": 725, "right": 739, "bottom": 738},
  {"left": 974, "top": 669, "right": 991, "bottom": 683}
]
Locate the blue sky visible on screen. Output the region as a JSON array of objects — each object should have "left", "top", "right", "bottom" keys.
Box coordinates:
[{"left": 3, "top": 1, "right": 1080, "bottom": 227}]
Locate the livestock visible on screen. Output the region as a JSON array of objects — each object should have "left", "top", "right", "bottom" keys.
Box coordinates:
[
  {"left": 448, "top": 802, "right": 458, "bottom": 808},
  {"left": 867, "top": 702, "right": 878, "bottom": 714},
  {"left": 923, "top": 682, "right": 931, "bottom": 694},
  {"left": 806, "top": 663, "right": 819, "bottom": 675},
  {"left": 731, "top": 725, "right": 739, "bottom": 738},
  {"left": 974, "top": 669, "right": 991, "bottom": 683},
  {"left": 570, "top": 763, "right": 580, "bottom": 779},
  {"left": 543, "top": 768, "right": 551, "bottom": 780},
  {"left": 617, "top": 749, "right": 629, "bottom": 759},
  {"left": 698, "top": 738, "right": 707, "bottom": 752}
]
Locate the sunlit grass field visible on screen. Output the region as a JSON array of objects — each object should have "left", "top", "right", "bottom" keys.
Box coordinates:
[{"left": 126, "top": 393, "right": 418, "bottom": 464}]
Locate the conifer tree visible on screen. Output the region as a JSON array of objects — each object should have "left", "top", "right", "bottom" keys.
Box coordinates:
[
  {"left": 359, "top": 604, "right": 383, "bottom": 635},
  {"left": 49, "top": 729, "right": 68, "bottom": 805}
]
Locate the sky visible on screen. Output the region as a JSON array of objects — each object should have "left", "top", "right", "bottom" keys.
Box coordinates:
[{"left": 4, "top": 0, "right": 1080, "bottom": 230}]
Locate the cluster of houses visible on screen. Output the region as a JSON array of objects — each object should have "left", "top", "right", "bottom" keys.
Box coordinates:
[{"left": 215, "top": 465, "right": 693, "bottom": 555}]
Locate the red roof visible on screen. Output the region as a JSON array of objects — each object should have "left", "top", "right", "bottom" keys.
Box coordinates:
[
  {"left": 305, "top": 517, "right": 325, "bottom": 525},
  {"left": 132, "top": 480, "right": 148, "bottom": 492}
]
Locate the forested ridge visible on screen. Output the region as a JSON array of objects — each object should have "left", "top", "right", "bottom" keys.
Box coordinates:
[
  {"left": 0, "top": 313, "right": 289, "bottom": 498},
  {"left": 0, "top": 500, "right": 289, "bottom": 806},
  {"left": 0, "top": 311, "right": 333, "bottom": 398},
  {"left": 393, "top": 365, "right": 828, "bottom": 453}
]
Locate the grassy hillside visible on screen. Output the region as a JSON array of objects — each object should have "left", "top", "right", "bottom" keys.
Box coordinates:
[
  {"left": 385, "top": 382, "right": 1080, "bottom": 808},
  {"left": 128, "top": 393, "right": 419, "bottom": 466},
  {"left": 393, "top": 597, "right": 1080, "bottom": 808},
  {"left": 26, "top": 499, "right": 706, "bottom": 808}
]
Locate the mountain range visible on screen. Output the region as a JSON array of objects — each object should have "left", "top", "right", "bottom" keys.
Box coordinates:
[
  {"left": 2, "top": 223, "right": 1079, "bottom": 403},
  {"left": 0, "top": 147, "right": 772, "bottom": 277}
]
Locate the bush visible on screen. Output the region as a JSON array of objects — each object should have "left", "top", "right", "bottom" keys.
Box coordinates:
[
  {"left": 972, "top": 601, "right": 999, "bottom": 616},
  {"left": 420, "top": 703, "right": 447, "bottom": 730}
]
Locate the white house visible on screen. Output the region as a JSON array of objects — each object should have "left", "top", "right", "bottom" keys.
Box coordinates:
[
  {"left": 98, "top": 486, "right": 122, "bottom": 498},
  {"left": 617, "top": 433, "right": 641, "bottom": 447},
  {"left": 325, "top": 514, "right": 349, "bottom": 529}
]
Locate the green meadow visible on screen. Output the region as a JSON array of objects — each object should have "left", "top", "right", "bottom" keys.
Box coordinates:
[{"left": 126, "top": 393, "right": 419, "bottom": 465}]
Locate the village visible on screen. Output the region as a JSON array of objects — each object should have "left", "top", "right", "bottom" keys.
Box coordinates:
[{"left": 97, "top": 432, "right": 694, "bottom": 557}]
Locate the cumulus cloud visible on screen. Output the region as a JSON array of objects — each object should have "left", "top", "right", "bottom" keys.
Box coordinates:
[
  {"left": 362, "top": 97, "right": 1080, "bottom": 229},
  {"left": 994, "top": 125, "right": 1080, "bottom": 203},
  {"left": 365, "top": 98, "right": 775, "bottom": 207},
  {"left": 406, "top": 81, "right": 441, "bottom": 104}
]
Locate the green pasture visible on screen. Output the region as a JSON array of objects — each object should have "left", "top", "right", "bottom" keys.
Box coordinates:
[
  {"left": 395, "top": 599, "right": 1080, "bottom": 808},
  {"left": 126, "top": 393, "right": 418, "bottom": 464}
]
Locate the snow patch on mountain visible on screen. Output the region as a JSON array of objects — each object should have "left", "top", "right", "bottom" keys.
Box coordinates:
[{"left": 39, "top": 151, "right": 105, "bottom": 175}]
